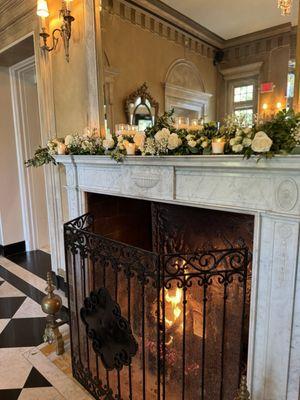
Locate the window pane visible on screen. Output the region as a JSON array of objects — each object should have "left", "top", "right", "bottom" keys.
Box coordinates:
[
  {"left": 234, "top": 109, "right": 253, "bottom": 126},
  {"left": 234, "top": 85, "right": 254, "bottom": 103}
]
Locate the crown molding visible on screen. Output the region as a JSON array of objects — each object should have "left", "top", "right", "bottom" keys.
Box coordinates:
[
  {"left": 131, "top": 0, "right": 224, "bottom": 48},
  {"left": 224, "top": 23, "right": 295, "bottom": 49}
]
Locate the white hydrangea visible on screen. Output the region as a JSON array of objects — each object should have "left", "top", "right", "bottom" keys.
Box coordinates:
[
  {"left": 167, "top": 133, "right": 182, "bottom": 150},
  {"left": 143, "top": 137, "right": 157, "bottom": 155},
  {"left": 242, "top": 138, "right": 252, "bottom": 147},
  {"left": 188, "top": 140, "right": 197, "bottom": 148},
  {"left": 103, "top": 138, "right": 115, "bottom": 150},
  {"left": 82, "top": 140, "right": 94, "bottom": 151},
  {"left": 232, "top": 144, "right": 244, "bottom": 153}
]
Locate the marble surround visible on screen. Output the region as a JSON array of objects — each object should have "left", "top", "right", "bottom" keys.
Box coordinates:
[{"left": 56, "top": 154, "right": 300, "bottom": 400}]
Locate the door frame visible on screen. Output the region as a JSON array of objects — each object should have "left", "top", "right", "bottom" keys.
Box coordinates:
[{"left": 10, "top": 56, "right": 44, "bottom": 251}]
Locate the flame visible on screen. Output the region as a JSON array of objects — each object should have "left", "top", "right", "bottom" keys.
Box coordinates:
[{"left": 165, "top": 287, "right": 183, "bottom": 328}]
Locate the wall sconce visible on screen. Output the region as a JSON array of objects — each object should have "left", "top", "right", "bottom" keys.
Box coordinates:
[{"left": 37, "top": 0, "right": 75, "bottom": 62}]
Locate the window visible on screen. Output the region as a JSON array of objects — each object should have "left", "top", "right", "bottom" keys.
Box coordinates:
[
  {"left": 233, "top": 84, "right": 255, "bottom": 125},
  {"left": 234, "top": 85, "right": 253, "bottom": 103}
]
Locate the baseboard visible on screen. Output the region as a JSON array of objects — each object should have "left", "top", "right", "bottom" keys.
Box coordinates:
[
  {"left": 0, "top": 241, "right": 26, "bottom": 257},
  {"left": 51, "top": 271, "right": 68, "bottom": 297}
]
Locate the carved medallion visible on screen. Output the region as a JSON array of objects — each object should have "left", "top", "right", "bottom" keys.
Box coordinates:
[
  {"left": 276, "top": 179, "right": 298, "bottom": 212},
  {"left": 80, "top": 288, "right": 138, "bottom": 371},
  {"left": 132, "top": 173, "right": 160, "bottom": 189}
]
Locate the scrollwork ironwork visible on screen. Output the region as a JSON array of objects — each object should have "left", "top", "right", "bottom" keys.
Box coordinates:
[{"left": 81, "top": 287, "right": 138, "bottom": 371}]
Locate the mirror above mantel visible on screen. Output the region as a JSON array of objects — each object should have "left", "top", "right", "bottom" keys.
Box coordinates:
[
  {"left": 100, "top": 0, "right": 300, "bottom": 132},
  {"left": 125, "top": 83, "right": 159, "bottom": 131}
]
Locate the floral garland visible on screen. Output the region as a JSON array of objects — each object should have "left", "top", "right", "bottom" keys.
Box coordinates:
[{"left": 25, "top": 110, "right": 300, "bottom": 168}]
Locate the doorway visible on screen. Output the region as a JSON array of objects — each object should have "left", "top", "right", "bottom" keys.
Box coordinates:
[{"left": 0, "top": 35, "right": 50, "bottom": 253}]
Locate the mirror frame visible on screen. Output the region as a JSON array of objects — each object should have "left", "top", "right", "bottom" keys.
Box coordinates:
[{"left": 125, "top": 83, "right": 159, "bottom": 125}]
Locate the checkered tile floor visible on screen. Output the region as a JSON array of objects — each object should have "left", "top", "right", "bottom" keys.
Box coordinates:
[{"left": 0, "top": 276, "right": 65, "bottom": 399}]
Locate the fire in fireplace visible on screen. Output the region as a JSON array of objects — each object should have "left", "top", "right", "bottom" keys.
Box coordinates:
[{"left": 64, "top": 195, "right": 253, "bottom": 400}]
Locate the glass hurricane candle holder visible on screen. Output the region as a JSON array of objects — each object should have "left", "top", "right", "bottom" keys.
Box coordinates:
[
  {"left": 127, "top": 125, "right": 139, "bottom": 136},
  {"left": 212, "top": 138, "right": 226, "bottom": 155},
  {"left": 189, "top": 118, "right": 202, "bottom": 131},
  {"left": 115, "top": 124, "right": 129, "bottom": 136},
  {"left": 175, "top": 116, "right": 190, "bottom": 130}
]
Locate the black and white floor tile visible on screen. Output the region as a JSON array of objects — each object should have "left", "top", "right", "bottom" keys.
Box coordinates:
[{"left": 0, "top": 251, "right": 74, "bottom": 400}]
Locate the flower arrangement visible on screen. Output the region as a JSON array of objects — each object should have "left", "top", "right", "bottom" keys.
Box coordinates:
[
  {"left": 25, "top": 109, "right": 300, "bottom": 168},
  {"left": 227, "top": 109, "right": 300, "bottom": 159}
]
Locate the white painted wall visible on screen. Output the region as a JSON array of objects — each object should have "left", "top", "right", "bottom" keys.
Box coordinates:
[{"left": 0, "top": 66, "right": 24, "bottom": 246}]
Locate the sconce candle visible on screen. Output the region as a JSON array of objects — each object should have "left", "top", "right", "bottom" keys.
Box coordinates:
[
  {"left": 212, "top": 138, "right": 225, "bottom": 155},
  {"left": 37, "top": 0, "right": 49, "bottom": 17},
  {"left": 37, "top": 0, "right": 75, "bottom": 62}
]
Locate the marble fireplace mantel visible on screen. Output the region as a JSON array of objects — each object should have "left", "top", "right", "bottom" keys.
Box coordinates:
[{"left": 56, "top": 154, "right": 300, "bottom": 400}]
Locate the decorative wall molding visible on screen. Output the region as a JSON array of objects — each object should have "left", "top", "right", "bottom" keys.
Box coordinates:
[
  {"left": 220, "top": 62, "right": 263, "bottom": 81},
  {"left": 223, "top": 25, "right": 296, "bottom": 68},
  {"left": 102, "top": 0, "right": 218, "bottom": 59},
  {"left": 164, "top": 59, "right": 212, "bottom": 115}
]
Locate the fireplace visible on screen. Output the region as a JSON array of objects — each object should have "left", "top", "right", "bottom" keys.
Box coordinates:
[{"left": 65, "top": 194, "right": 254, "bottom": 400}]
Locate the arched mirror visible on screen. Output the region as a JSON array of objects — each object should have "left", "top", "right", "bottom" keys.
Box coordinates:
[{"left": 125, "top": 83, "right": 159, "bottom": 131}]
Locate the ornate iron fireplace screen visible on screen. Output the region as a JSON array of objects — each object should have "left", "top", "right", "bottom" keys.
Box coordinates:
[{"left": 65, "top": 213, "right": 249, "bottom": 400}]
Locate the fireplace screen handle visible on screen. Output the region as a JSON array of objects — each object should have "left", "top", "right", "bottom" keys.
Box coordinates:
[{"left": 80, "top": 287, "right": 138, "bottom": 371}]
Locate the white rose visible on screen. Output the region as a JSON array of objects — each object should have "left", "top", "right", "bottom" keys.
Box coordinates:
[
  {"left": 232, "top": 144, "right": 244, "bottom": 153},
  {"left": 168, "top": 133, "right": 182, "bottom": 150},
  {"left": 64, "top": 135, "right": 74, "bottom": 146},
  {"left": 134, "top": 132, "right": 146, "bottom": 150},
  {"left": 155, "top": 128, "right": 170, "bottom": 144},
  {"left": 251, "top": 131, "right": 273, "bottom": 153},
  {"left": 202, "top": 141, "right": 208, "bottom": 149},
  {"left": 188, "top": 140, "right": 197, "bottom": 148},
  {"left": 242, "top": 138, "right": 252, "bottom": 147},
  {"left": 230, "top": 138, "right": 237, "bottom": 146},
  {"left": 103, "top": 138, "right": 115, "bottom": 150}
]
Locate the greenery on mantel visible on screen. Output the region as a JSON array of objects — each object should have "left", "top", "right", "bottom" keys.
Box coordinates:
[{"left": 25, "top": 109, "right": 300, "bottom": 167}]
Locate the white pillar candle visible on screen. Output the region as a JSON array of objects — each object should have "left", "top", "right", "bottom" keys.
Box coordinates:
[
  {"left": 212, "top": 139, "right": 225, "bottom": 155},
  {"left": 57, "top": 143, "right": 66, "bottom": 155},
  {"left": 125, "top": 143, "right": 136, "bottom": 155}
]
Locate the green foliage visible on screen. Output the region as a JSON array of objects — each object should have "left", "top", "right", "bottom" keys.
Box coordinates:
[
  {"left": 256, "top": 109, "right": 299, "bottom": 155},
  {"left": 25, "top": 147, "right": 56, "bottom": 168}
]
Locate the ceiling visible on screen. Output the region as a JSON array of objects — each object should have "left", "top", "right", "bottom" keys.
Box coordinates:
[{"left": 162, "top": 0, "right": 299, "bottom": 40}]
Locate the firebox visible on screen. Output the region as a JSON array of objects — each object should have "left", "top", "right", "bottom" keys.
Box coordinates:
[{"left": 64, "top": 194, "right": 253, "bottom": 400}]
